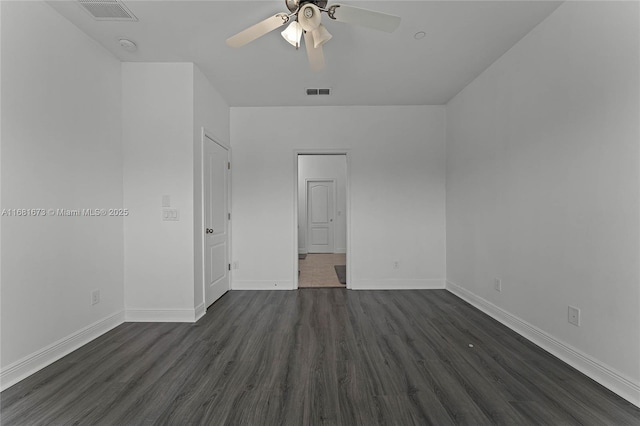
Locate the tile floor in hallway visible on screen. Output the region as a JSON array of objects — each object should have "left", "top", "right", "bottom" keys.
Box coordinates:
[{"left": 298, "top": 253, "right": 346, "bottom": 288}]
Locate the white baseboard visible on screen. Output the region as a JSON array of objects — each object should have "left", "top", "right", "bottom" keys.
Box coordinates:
[
  {"left": 350, "top": 279, "right": 445, "bottom": 290},
  {"left": 334, "top": 248, "right": 347, "bottom": 254},
  {"left": 446, "top": 280, "right": 640, "bottom": 407},
  {"left": 0, "top": 310, "right": 125, "bottom": 391},
  {"left": 298, "top": 249, "right": 308, "bottom": 255},
  {"left": 124, "top": 308, "right": 199, "bottom": 322},
  {"left": 231, "top": 280, "right": 294, "bottom": 290},
  {"left": 194, "top": 303, "right": 205, "bottom": 322}
]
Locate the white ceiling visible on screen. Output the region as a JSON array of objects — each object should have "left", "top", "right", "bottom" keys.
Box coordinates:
[{"left": 48, "top": 0, "right": 562, "bottom": 106}]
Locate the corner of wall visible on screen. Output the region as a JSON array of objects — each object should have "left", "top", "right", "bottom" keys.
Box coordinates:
[{"left": 192, "top": 63, "right": 231, "bottom": 311}]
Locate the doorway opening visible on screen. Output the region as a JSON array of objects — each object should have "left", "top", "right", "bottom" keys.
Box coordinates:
[{"left": 295, "top": 153, "right": 349, "bottom": 288}]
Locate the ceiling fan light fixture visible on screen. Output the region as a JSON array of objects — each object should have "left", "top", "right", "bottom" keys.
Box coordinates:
[
  {"left": 281, "top": 20, "right": 303, "bottom": 47},
  {"left": 312, "top": 24, "right": 332, "bottom": 48},
  {"left": 226, "top": 0, "right": 402, "bottom": 71}
]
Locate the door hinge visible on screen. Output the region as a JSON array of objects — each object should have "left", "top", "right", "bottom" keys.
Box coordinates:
[
  {"left": 227, "top": 162, "right": 231, "bottom": 170},
  {"left": 228, "top": 212, "right": 231, "bottom": 220},
  {"left": 228, "top": 263, "right": 231, "bottom": 271}
]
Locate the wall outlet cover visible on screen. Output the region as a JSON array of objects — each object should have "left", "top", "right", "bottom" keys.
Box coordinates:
[
  {"left": 568, "top": 305, "right": 581, "bottom": 326},
  {"left": 91, "top": 290, "right": 100, "bottom": 305}
]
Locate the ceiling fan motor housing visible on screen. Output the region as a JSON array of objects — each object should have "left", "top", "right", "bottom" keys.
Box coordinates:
[
  {"left": 286, "top": 0, "right": 328, "bottom": 13},
  {"left": 298, "top": 4, "right": 322, "bottom": 31}
]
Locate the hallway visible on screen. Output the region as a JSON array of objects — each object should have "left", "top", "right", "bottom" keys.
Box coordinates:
[{"left": 298, "top": 254, "right": 346, "bottom": 288}]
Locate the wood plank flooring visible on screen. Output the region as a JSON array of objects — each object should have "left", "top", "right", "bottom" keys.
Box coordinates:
[{"left": 2, "top": 290, "right": 639, "bottom": 425}]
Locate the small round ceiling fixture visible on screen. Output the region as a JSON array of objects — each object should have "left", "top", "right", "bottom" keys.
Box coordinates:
[
  {"left": 118, "top": 38, "right": 138, "bottom": 52},
  {"left": 414, "top": 31, "right": 426, "bottom": 40}
]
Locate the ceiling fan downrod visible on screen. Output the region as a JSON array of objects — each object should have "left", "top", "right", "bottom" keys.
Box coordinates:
[{"left": 285, "top": 0, "right": 329, "bottom": 14}]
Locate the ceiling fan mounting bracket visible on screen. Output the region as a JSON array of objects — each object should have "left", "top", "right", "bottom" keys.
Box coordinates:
[{"left": 285, "top": 0, "right": 328, "bottom": 13}]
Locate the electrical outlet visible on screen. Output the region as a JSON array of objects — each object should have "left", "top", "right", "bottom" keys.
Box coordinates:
[
  {"left": 393, "top": 261, "right": 400, "bottom": 270},
  {"left": 494, "top": 278, "right": 502, "bottom": 292},
  {"left": 91, "top": 290, "right": 100, "bottom": 306},
  {"left": 568, "top": 306, "right": 581, "bottom": 326}
]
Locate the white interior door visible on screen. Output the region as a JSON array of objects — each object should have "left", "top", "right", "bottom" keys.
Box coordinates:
[
  {"left": 307, "top": 180, "right": 335, "bottom": 253},
  {"left": 204, "top": 135, "right": 229, "bottom": 308}
]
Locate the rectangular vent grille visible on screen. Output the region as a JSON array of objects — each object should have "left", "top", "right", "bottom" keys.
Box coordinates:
[
  {"left": 78, "top": 0, "right": 137, "bottom": 21},
  {"left": 306, "top": 88, "right": 331, "bottom": 96}
]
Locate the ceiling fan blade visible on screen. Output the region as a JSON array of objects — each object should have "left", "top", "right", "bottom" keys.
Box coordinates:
[
  {"left": 304, "top": 30, "right": 325, "bottom": 72},
  {"left": 329, "top": 4, "right": 401, "bottom": 33},
  {"left": 226, "top": 13, "right": 290, "bottom": 48}
]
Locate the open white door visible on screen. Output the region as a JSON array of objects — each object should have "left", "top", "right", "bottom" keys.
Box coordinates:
[
  {"left": 204, "top": 134, "right": 230, "bottom": 308},
  {"left": 307, "top": 179, "right": 335, "bottom": 253}
]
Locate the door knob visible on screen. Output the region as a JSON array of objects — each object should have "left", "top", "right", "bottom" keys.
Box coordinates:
[{"left": 206, "top": 228, "right": 214, "bottom": 234}]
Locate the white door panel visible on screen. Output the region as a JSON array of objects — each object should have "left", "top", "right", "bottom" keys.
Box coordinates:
[
  {"left": 204, "top": 135, "right": 229, "bottom": 308},
  {"left": 307, "top": 180, "right": 335, "bottom": 253},
  {"left": 311, "top": 228, "right": 329, "bottom": 244},
  {"left": 311, "top": 185, "right": 329, "bottom": 222}
]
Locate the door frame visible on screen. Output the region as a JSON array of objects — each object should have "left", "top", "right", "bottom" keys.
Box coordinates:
[
  {"left": 305, "top": 178, "right": 337, "bottom": 254},
  {"left": 293, "top": 150, "right": 351, "bottom": 289},
  {"left": 201, "top": 127, "right": 231, "bottom": 311}
]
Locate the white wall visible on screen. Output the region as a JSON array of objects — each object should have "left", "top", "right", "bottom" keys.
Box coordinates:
[
  {"left": 122, "top": 62, "right": 230, "bottom": 321},
  {"left": 231, "top": 106, "right": 446, "bottom": 290},
  {"left": 298, "top": 155, "right": 347, "bottom": 254},
  {"left": 122, "top": 63, "right": 196, "bottom": 320},
  {"left": 1, "top": 1, "right": 124, "bottom": 387},
  {"left": 445, "top": 1, "right": 639, "bottom": 405},
  {"left": 193, "top": 66, "right": 230, "bottom": 311}
]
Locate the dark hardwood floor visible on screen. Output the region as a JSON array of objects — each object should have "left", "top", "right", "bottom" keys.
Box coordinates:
[{"left": 2, "top": 289, "right": 639, "bottom": 425}]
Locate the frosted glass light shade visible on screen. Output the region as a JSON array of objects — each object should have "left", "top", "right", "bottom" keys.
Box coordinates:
[
  {"left": 281, "top": 21, "right": 303, "bottom": 47},
  {"left": 312, "top": 24, "right": 332, "bottom": 48}
]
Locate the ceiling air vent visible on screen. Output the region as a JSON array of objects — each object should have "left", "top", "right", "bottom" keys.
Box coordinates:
[
  {"left": 306, "top": 88, "right": 331, "bottom": 96},
  {"left": 77, "top": 0, "right": 138, "bottom": 21}
]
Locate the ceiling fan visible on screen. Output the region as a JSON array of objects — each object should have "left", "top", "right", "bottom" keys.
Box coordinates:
[{"left": 226, "top": 0, "right": 401, "bottom": 71}]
